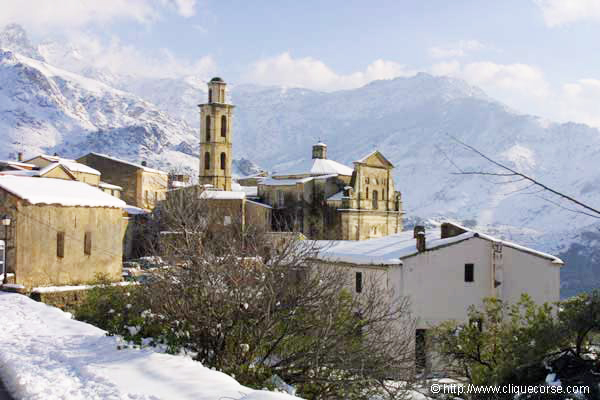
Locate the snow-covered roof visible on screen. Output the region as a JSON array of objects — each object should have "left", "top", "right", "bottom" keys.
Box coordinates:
[
  {"left": 29, "top": 155, "right": 101, "bottom": 176},
  {"left": 0, "top": 162, "right": 76, "bottom": 179},
  {"left": 260, "top": 178, "right": 302, "bottom": 186},
  {"left": 314, "top": 223, "right": 563, "bottom": 266},
  {"left": 99, "top": 181, "right": 123, "bottom": 190},
  {"left": 0, "top": 160, "right": 36, "bottom": 169},
  {"left": 327, "top": 190, "right": 345, "bottom": 201},
  {"left": 274, "top": 158, "right": 354, "bottom": 177},
  {"left": 200, "top": 190, "right": 246, "bottom": 200},
  {"left": 0, "top": 176, "right": 126, "bottom": 208},
  {"left": 246, "top": 199, "right": 272, "bottom": 209},
  {"left": 124, "top": 205, "right": 149, "bottom": 215},
  {"left": 239, "top": 186, "right": 258, "bottom": 197},
  {"left": 85, "top": 153, "right": 168, "bottom": 175}
]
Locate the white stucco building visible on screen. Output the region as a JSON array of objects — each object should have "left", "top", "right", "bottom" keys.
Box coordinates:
[{"left": 314, "top": 221, "right": 564, "bottom": 370}]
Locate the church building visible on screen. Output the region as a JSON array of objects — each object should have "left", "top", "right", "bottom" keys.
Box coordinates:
[{"left": 196, "top": 77, "right": 403, "bottom": 240}]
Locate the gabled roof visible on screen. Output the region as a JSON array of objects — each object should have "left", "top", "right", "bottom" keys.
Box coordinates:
[
  {"left": 81, "top": 153, "right": 167, "bottom": 175},
  {"left": 24, "top": 155, "right": 101, "bottom": 176},
  {"left": 0, "top": 176, "right": 126, "bottom": 208},
  {"left": 314, "top": 223, "right": 563, "bottom": 266},
  {"left": 0, "top": 163, "right": 77, "bottom": 180},
  {"left": 354, "top": 150, "right": 394, "bottom": 168}
]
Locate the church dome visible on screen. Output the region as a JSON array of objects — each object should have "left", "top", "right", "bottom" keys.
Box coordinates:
[{"left": 210, "top": 77, "right": 225, "bottom": 83}]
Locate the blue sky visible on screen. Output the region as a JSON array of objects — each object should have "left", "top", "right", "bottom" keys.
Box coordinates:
[{"left": 3, "top": 0, "right": 600, "bottom": 126}]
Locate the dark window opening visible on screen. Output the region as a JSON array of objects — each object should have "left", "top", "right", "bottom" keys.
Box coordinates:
[
  {"left": 204, "top": 152, "right": 210, "bottom": 170},
  {"left": 355, "top": 271, "right": 363, "bottom": 293},
  {"left": 84, "top": 232, "right": 92, "bottom": 255},
  {"left": 416, "top": 329, "right": 427, "bottom": 371},
  {"left": 205, "top": 115, "right": 211, "bottom": 141},
  {"left": 372, "top": 190, "right": 378, "bottom": 209},
  {"left": 220, "top": 152, "right": 226, "bottom": 170},
  {"left": 221, "top": 115, "right": 227, "bottom": 137},
  {"left": 465, "top": 263, "right": 474, "bottom": 282},
  {"left": 208, "top": 89, "right": 212, "bottom": 103},
  {"left": 57, "top": 232, "right": 65, "bottom": 258},
  {"left": 366, "top": 187, "right": 369, "bottom": 199}
]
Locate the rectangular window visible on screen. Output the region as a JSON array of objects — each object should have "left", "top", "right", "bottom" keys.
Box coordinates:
[
  {"left": 464, "top": 263, "right": 474, "bottom": 282},
  {"left": 57, "top": 232, "right": 65, "bottom": 258},
  {"left": 355, "top": 271, "right": 363, "bottom": 293},
  {"left": 145, "top": 190, "right": 149, "bottom": 203},
  {"left": 84, "top": 232, "right": 92, "bottom": 255},
  {"left": 416, "top": 329, "right": 427, "bottom": 371},
  {"left": 278, "top": 191, "right": 284, "bottom": 207}
]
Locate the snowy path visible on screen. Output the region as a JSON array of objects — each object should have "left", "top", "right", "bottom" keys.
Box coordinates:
[{"left": 0, "top": 292, "right": 300, "bottom": 400}]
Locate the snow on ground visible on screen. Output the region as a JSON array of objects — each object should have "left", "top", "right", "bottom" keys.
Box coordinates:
[{"left": 0, "top": 292, "right": 301, "bottom": 400}]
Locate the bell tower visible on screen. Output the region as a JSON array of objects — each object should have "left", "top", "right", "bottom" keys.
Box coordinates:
[{"left": 199, "top": 77, "right": 234, "bottom": 191}]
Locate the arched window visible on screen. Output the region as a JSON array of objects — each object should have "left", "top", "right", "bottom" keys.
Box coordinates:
[
  {"left": 205, "top": 115, "right": 211, "bottom": 141},
  {"left": 204, "top": 152, "right": 210, "bottom": 170},
  {"left": 220, "top": 152, "right": 226, "bottom": 170},
  {"left": 208, "top": 89, "right": 212, "bottom": 103},
  {"left": 221, "top": 115, "right": 227, "bottom": 137},
  {"left": 372, "top": 190, "right": 378, "bottom": 209},
  {"left": 366, "top": 187, "right": 369, "bottom": 199},
  {"left": 221, "top": 89, "right": 225, "bottom": 102}
]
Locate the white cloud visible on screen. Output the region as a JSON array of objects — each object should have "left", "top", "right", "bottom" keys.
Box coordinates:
[
  {"left": 431, "top": 60, "right": 553, "bottom": 117},
  {"left": 429, "top": 40, "right": 484, "bottom": 59},
  {"left": 558, "top": 79, "right": 600, "bottom": 126},
  {"left": 40, "top": 34, "right": 215, "bottom": 80},
  {"left": 534, "top": 0, "right": 600, "bottom": 26},
  {"left": 0, "top": 0, "right": 197, "bottom": 34},
  {"left": 245, "top": 52, "right": 414, "bottom": 91},
  {"left": 167, "top": 0, "right": 197, "bottom": 17}
]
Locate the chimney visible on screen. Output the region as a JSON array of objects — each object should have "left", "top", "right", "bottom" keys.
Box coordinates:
[
  {"left": 17, "top": 152, "right": 23, "bottom": 162},
  {"left": 312, "top": 142, "right": 327, "bottom": 159},
  {"left": 414, "top": 225, "right": 426, "bottom": 252},
  {"left": 141, "top": 161, "right": 147, "bottom": 167},
  {"left": 53, "top": 152, "right": 59, "bottom": 156},
  {"left": 440, "top": 222, "right": 468, "bottom": 239}
]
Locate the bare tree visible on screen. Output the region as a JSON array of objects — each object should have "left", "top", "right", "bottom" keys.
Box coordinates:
[
  {"left": 444, "top": 135, "right": 600, "bottom": 219},
  {"left": 138, "top": 187, "right": 417, "bottom": 399}
]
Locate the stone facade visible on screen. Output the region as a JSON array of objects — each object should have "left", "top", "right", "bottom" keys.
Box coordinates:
[
  {"left": 77, "top": 153, "right": 168, "bottom": 210},
  {"left": 199, "top": 77, "right": 234, "bottom": 191},
  {"left": 0, "top": 188, "right": 125, "bottom": 289},
  {"left": 255, "top": 145, "right": 403, "bottom": 240},
  {"left": 25, "top": 155, "right": 101, "bottom": 186}
]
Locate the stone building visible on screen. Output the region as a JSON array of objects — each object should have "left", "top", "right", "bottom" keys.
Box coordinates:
[
  {"left": 0, "top": 175, "right": 126, "bottom": 289},
  {"left": 314, "top": 221, "right": 564, "bottom": 372},
  {"left": 254, "top": 143, "right": 403, "bottom": 240},
  {"left": 77, "top": 153, "right": 168, "bottom": 210},
  {"left": 25, "top": 154, "right": 102, "bottom": 186},
  {"left": 198, "top": 77, "right": 234, "bottom": 191}
]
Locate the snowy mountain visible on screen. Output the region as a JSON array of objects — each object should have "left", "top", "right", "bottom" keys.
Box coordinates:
[{"left": 1, "top": 24, "right": 599, "bottom": 296}]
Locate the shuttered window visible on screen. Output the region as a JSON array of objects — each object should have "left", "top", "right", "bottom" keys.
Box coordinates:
[
  {"left": 84, "top": 232, "right": 92, "bottom": 255},
  {"left": 57, "top": 232, "right": 65, "bottom": 258}
]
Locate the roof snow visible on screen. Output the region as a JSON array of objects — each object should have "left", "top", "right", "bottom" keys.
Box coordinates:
[
  {"left": 86, "top": 153, "right": 168, "bottom": 175},
  {"left": 327, "top": 190, "right": 345, "bottom": 201},
  {"left": 99, "top": 181, "right": 123, "bottom": 190},
  {"left": 274, "top": 158, "right": 353, "bottom": 177},
  {"left": 200, "top": 190, "right": 246, "bottom": 200},
  {"left": 31, "top": 155, "right": 101, "bottom": 176},
  {"left": 0, "top": 176, "right": 126, "bottom": 208},
  {"left": 315, "top": 223, "right": 563, "bottom": 266}
]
